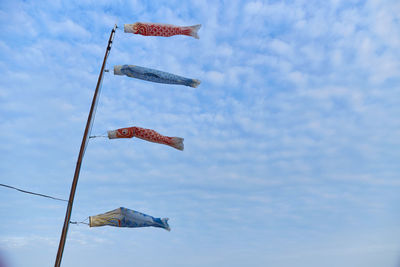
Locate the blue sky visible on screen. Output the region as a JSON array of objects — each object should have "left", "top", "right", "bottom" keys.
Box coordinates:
[{"left": 0, "top": 0, "right": 400, "bottom": 266}]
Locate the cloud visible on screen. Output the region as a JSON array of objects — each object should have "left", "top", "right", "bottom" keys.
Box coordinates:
[
  {"left": 47, "top": 18, "right": 91, "bottom": 39},
  {"left": 1, "top": 1, "right": 400, "bottom": 267}
]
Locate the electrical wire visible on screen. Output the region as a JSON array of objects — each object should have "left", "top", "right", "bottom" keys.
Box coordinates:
[
  {"left": 0, "top": 183, "right": 68, "bottom": 202},
  {"left": 1, "top": 183, "right": 92, "bottom": 225}
]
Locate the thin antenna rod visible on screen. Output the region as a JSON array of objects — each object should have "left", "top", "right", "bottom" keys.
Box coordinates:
[{"left": 54, "top": 24, "right": 117, "bottom": 267}]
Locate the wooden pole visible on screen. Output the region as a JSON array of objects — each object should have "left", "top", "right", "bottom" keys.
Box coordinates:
[{"left": 54, "top": 24, "right": 117, "bottom": 267}]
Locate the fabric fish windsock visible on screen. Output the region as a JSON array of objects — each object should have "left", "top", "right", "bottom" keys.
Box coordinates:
[
  {"left": 124, "top": 22, "right": 201, "bottom": 39},
  {"left": 108, "top": 126, "right": 184, "bottom": 151},
  {"left": 89, "top": 207, "right": 171, "bottom": 231},
  {"left": 114, "top": 65, "right": 200, "bottom": 88}
]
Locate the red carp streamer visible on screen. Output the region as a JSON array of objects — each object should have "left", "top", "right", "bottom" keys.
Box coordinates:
[
  {"left": 108, "top": 126, "right": 184, "bottom": 151},
  {"left": 124, "top": 22, "right": 201, "bottom": 39}
]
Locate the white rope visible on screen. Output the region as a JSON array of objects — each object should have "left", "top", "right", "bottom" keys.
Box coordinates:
[
  {"left": 89, "top": 135, "right": 107, "bottom": 138},
  {"left": 70, "top": 217, "right": 89, "bottom": 225},
  {"left": 89, "top": 131, "right": 108, "bottom": 138}
]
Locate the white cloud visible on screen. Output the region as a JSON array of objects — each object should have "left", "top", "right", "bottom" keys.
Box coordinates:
[
  {"left": 47, "top": 18, "right": 91, "bottom": 38},
  {"left": 269, "top": 39, "right": 293, "bottom": 57},
  {"left": 206, "top": 70, "right": 224, "bottom": 85},
  {"left": 1, "top": 1, "right": 400, "bottom": 267}
]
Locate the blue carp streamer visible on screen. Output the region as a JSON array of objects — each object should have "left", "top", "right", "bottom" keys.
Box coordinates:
[
  {"left": 114, "top": 65, "right": 200, "bottom": 88},
  {"left": 89, "top": 207, "right": 170, "bottom": 231}
]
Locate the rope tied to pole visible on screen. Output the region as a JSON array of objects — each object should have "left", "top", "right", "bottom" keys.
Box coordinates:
[{"left": 70, "top": 217, "right": 89, "bottom": 226}]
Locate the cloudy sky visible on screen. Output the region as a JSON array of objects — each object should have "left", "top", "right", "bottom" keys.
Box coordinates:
[{"left": 1, "top": 0, "right": 400, "bottom": 266}]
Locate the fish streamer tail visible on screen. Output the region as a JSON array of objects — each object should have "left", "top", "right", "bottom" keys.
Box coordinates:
[
  {"left": 188, "top": 24, "right": 201, "bottom": 39},
  {"left": 190, "top": 79, "right": 201, "bottom": 88},
  {"left": 170, "top": 137, "right": 184, "bottom": 151},
  {"left": 161, "top": 218, "right": 171, "bottom": 231}
]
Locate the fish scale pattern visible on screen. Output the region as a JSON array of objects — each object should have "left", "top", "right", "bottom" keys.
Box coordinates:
[
  {"left": 136, "top": 23, "right": 190, "bottom": 37},
  {"left": 110, "top": 126, "right": 184, "bottom": 151},
  {"left": 116, "top": 64, "right": 201, "bottom": 88},
  {"left": 124, "top": 22, "right": 201, "bottom": 39}
]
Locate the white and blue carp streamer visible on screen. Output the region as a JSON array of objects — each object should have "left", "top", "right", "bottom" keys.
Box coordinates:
[
  {"left": 89, "top": 207, "right": 170, "bottom": 231},
  {"left": 114, "top": 65, "right": 200, "bottom": 88}
]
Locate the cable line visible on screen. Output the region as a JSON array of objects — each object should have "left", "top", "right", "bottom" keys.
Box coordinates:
[{"left": 0, "top": 183, "right": 68, "bottom": 202}]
